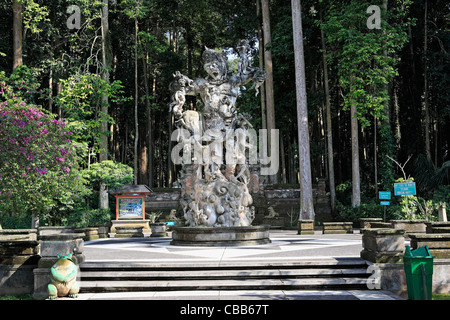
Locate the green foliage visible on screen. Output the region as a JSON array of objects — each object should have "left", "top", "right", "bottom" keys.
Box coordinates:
[
  {"left": 378, "top": 121, "right": 395, "bottom": 190},
  {"left": 322, "top": 0, "right": 411, "bottom": 127},
  {"left": 82, "top": 160, "right": 134, "bottom": 190},
  {"left": 336, "top": 201, "right": 402, "bottom": 223},
  {"left": 414, "top": 154, "right": 450, "bottom": 195},
  {"left": 20, "top": 0, "right": 50, "bottom": 34},
  {"left": 65, "top": 208, "right": 113, "bottom": 228},
  {"left": 3, "top": 65, "right": 42, "bottom": 104},
  {"left": 0, "top": 213, "right": 32, "bottom": 229},
  {"left": 56, "top": 73, "right": 130, "bottom": 154}
]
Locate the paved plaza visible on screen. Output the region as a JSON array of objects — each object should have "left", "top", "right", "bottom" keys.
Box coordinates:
[{"left": 77, "top": 229, "right": 405, "bottom": 300}]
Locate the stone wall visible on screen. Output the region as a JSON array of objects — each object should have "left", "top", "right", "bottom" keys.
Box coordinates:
[
  {"left": 360, "top": 226, "right": 450, "bottom": 296},
  {"left": 0, "top": 230, "right": 39, "bottom": 295},
  {"left": 145, "top": 181, "right": 333, "bottom": 228}
]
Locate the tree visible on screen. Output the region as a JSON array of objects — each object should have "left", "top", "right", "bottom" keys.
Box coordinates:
[
  {"left": 122, "top": 0, "right": 147, "bottom": 185},
  {"left": 12, "top": 0, "right": 22, "bottom": 72},
  {"left": 291, "top": 0, "right": 315, "bottom": 220},
  {"left": 100, "top": 0, "right": 112, "bottom": 162},
  {"left": 319, "top": 10, "right": 336, "bottom": 213},
  {"left": 82, "top": 160, "right": 134, "bottom": 211},
  {"left": 323, "top": 0, "right": 411, "bottom": 207},
  {"left": 261, "top": 0, "right": 278, "bottom": 184},
  {"left": 0, "top": 74, "right": 84, "bottom": 227}
]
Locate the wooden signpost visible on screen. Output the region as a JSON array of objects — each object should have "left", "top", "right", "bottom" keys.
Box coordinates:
[{"left": 379, "top": 191, "right": 391, "bottom": 222}]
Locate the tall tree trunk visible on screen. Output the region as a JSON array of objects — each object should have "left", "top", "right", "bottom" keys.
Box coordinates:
[
  {"left": 351, "top": 99, "right": 361, "bottom": 207},
  {"left": 134, "top": 17, "right": 139, "bottom": 184},
  {"left": 291, "top": 0, "right": 315, "bottom": 220},
  {"left": 320, "top": 14, "right": 336, "bottom": 214},
  {"left": 100, "top": 0, "right": 111, "bottom": 162},
  {"left": 99, "top": 0, "right": 111, "bottom": 210},
  {"left": 280, "top": 134, "right": 287, "bottom": 184},
  {"left": 261, "top": 0, "right": 278, "bottom": 184},
  {"left": 167, "top": 113, "right": 174, "bottom": 187},
  {"left": 423, "top": 0, "right": 431, "bottom": 163},
  {"left": 12, "top": 0, "right": 23, "bottom": 72},
  {"left": 257, "top": 0, "right": 267, "bottom": 130},
  {"left": 143, "top": 55, "right": 153, "bottom": 188}
]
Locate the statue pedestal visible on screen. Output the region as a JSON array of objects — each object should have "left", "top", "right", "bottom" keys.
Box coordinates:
[
  {"left": 170, "top": 225, "right": 271, "bottom": 247},
  {"left": 109, "top": 220, "right": 151, "bottom": 238}
]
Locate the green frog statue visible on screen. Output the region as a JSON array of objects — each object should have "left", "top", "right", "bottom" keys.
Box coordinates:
[{"left": 48, "top": 254, "right": 79, "bottom": 299}]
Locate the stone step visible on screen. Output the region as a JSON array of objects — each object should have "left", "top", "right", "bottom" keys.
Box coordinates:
[
  {"left": 80, "top": 257, "right": 368, "bottom": 270},
  {"left": 78, "top": 258, "right": 370, "bottom": 293},
  {"left": 79, "top": 278, "right": 370, "bottom": 293},
  {"left": 80, "top": 268, "right": 369, "bottom": 280}
]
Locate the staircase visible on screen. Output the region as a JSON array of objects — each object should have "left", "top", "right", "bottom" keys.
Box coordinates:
[{"left": 78, "top": 258, "right": 371, "bottom": 293}]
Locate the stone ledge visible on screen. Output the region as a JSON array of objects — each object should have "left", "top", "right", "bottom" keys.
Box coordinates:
[
  {"left": 0, "top": 229, "right": 37, "bottom": 241},
  {"left": 322, "top": 222, "right": 353, "bottom": 234},
  {"left": 171, "top": 226, "right": 271, "bottom": 246},
  {"left": 361, "top": 228, "right": 405, "bottom": 236},
  {"left": 298, "top": 220, "right": 314, "bottom": 235},
  {"left": 360, "top": 250, "right": 403, "bottom": 263},
  {"left": 359, "top": 218, "right": 383, "bottom": 229},
  {"left": 409, "top": 233, "right": 450, "bottom": 258},
  {"left": 391, "top": 219, "right": 427, "bottom": 234},
  {"left": 361, "top": 228, "right": 405, "bottom": 263}
]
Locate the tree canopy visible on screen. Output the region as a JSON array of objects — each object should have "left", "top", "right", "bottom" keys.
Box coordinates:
[{"left": 0, "top": 0, "right": 449, "bottom": 225}]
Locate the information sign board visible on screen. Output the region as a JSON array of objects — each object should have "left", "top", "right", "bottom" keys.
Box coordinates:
[
  {"left": 394, "top": 182, "right": 416, "bottom": 196},
  {"left": 379, "top": 191, "right": 391, "bottom": 200},
  {"left": 118, "top": 196, "right": 143, "bottom": 219}
]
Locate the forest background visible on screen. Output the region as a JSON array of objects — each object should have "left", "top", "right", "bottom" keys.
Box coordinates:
[{"left": 0, "top": 0, "right": 449, "bottom": 228}]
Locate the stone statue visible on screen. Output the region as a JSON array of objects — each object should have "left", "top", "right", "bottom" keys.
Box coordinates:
[
  {"left": 48, "top": 254, "right": 79, "bottom": 299},
  {"left": 170, "top": 43, "right": 265, "bottom": 228},
  {"left": 265, "top": 206, "right": 279, "bottom": 219},
  {"left": 167, "top": 209, "right": 179, "bottom": 221}
]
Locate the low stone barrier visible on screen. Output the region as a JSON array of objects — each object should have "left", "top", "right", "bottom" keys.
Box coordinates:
[
  {"left": 171, "top": 226, "right": 271, "bottom": 246},
  {"left": 425, "top": 222, "right": 450, "bottom": 234},
  {"left": 370, "top": 222, "right": 392, "bottom": 228},
  {"left": 150, "top": 223, "right": 167, "bottom": 237},
  {"left": 76, "top": 227, "right": 99, "bottom": 241},
  {"left": 0, "top": 239, "right": 40, "bottom": 295},
  {"left": 96, "top": 226, "right": 110, "bottom": 238},
  {"left": 0, "top": 229, "right": 37, "bottom": 241},
  {"left": 33, "top": 233, "right": 85, "bottom": 300},
  {"left": 322, "top": 222, "right": 353, "bottom": 234},
  {"left": 409, "top": 233, "right": 450, "bottom": 259},
  {"left": 109, "top": 219, "right": 151, "bottom": 238},
  {"left": 38, "top": 226, "right": 83, "bottom": 236},
  {"left": 297, "top": 219, "right": 314, "bottom": 235},
  {"left": 360, "top": 228, "right": 405, "bottom": 263},
  {"left": 391, "top": 219, "right": 427, "bottom": 234},
  {"left": 115, "top": 226, "right": 144, "bottom": 238},
  {"left": 359, "top": 218, "right": 383, "bottom": 229}
]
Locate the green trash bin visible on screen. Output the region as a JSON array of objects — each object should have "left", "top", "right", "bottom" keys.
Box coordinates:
[{"left": 403, "top": 245, "right": 435, "bottom": 300}]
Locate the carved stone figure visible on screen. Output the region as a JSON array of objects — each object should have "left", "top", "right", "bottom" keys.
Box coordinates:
[
  {"left": 170, "top": 44, "right": 265, "bottom": 228},
  {"left": 265, "top": 206, "right": 279, "bottom": 219},
  {"left": 47, "top": 254, "right": 79, "bottom": 299}
]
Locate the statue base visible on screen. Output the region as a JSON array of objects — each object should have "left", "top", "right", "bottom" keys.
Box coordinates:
[{"left": 170, "top": 225, "right": 271, "bottom": 247}]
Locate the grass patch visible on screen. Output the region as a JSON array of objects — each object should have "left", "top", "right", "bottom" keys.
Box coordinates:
[
  {"left": 0, "top": 294, "right": 34, "bottom": 300},
  {"left": 433, "top": 293, "right": 450, "bottom": 300}
]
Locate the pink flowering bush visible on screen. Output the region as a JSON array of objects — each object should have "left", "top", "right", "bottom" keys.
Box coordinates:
[{"left": 0, "top": 74, "right": 86, "bottom": 223}]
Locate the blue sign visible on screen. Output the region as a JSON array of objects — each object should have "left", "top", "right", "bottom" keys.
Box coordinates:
[
  {"left": 379, "top": 191, "right": 391, "bottom": 200},
  {"left": 380, "top": 201, "right": 390, "bottom": 206},
  {"left": 394, "top": 182, "right": 416, "bottom": 196}
]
